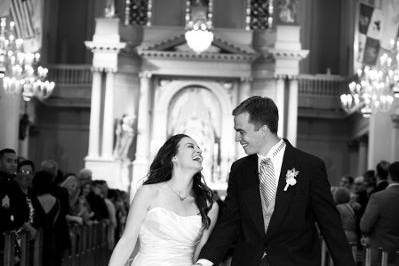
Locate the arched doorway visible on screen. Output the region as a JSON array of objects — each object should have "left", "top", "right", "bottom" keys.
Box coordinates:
[
  {"left": 168, "top": 86, "right": 222, "bottom": 183},
  {"left": 151, "top": 79, "right": 235, "bottom": 190}
]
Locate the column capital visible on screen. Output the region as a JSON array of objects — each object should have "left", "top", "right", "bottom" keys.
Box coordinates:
[
  {"left": 274, "top": 73, "right": 299, "bottom": 80},
  {"left": 85, "top": 41, "right": 126, "bottom": 53},
  {"left": 240, "top": 76, "right": 252, "bottom": 83},
  {"left": 139, "top": 71, "right": 152, "bottom": 79},
  {"left": 91, "top": 66, "right": 117, "bottom": 73}
]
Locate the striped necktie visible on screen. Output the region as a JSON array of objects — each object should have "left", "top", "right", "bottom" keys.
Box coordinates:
[{"left": 259, "top": 158, "right": 276, "bottom": 209}]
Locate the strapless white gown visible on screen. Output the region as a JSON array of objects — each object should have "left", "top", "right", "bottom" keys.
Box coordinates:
[{"left": 130, "top": 207, "right": 204, "bottom": 266}]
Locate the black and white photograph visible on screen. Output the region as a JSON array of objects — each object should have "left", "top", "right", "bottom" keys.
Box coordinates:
[{"left": 1, "top": 0, "right": 399, "bottom": 265}]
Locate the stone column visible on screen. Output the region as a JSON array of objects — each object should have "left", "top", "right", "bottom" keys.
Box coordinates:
[
  {"left": 101, "top": 70, "right": 115, "bottom": 158},
  {"left": 269, "top": 25, "right": 308, "bottom": 146},
  {"left": 87, "top": 69, "right": 102, "bottom": 159},
  {"left": 286, "top": 77, "right": 298, "bottom": 146},
  {"left": 275, "top": 76, "right": 286, "bottom": 138},
  {"left": 391, "top": 114, "right": 399, "bottom": 161},
  {"left": 84, "top": 17, "right": 126, "bottom": 191},
  {"left": 236, "top": 77, "right": 251, "bottom": 158},
  {"left": 0, "top": 92, "right": 21, "bottom": 151},
  {"left": 367, "top": 111, "right": 392, "bottom": 169},
  {"left": 239, "top": 77, "right": 251, "bottom": 102},
  {"left": 131, "top": 71, "right": 152, "bottom": 195}
]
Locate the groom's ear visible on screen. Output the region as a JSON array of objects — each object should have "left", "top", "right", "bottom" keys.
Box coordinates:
[{"left": 259, "top": 124, "right": 271, "bottom": 136}]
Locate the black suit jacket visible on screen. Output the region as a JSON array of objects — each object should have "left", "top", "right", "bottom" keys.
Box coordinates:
[
  {"left": 199, "top": 140, "right": 355, "bottom": 266},
  {"left": 360, "top": 185, "right": 399, "bottom": 251},
  {"left": 374, "top": 180, "right": 389, "bottom": 193},
  {"left": 0, "top": 174, "right": 29, "bottom": 233}
]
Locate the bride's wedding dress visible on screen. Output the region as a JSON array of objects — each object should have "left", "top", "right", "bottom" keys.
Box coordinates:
[{"left": 130, "top": 207, "right": 204, "bottom": 266}]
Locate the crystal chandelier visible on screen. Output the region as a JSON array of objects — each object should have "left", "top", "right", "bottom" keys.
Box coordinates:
[
  {"left": 340, "top": 40, "right": 399, "bottom": 118},
  {"left": 184, "top": 0, "right": 214, "bottom": 54},
  {"left": 0, "top": 17, "right": 55, "bottom": 102}
]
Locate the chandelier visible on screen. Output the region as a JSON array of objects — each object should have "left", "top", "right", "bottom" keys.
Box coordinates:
[
  {"left": 184, "top": 0, "right": 214, "bottom": 54},
  {"left": 0, "top": 17, "right": 55, "bottom": 102},
  {"left": 340, "top": 40, "right": 399, "bottom": 118}
]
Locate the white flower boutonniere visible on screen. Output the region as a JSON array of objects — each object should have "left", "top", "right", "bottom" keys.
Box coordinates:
[
  {"left": 1, "top": 195, "right": 10, "bottom": 209},
  {"left": 284, "top": 168, "right": 299, "bottom": 191}
]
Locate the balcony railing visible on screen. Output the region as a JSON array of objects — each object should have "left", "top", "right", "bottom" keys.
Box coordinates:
[
  {"left": 45, "top": 65, "right": 350, "bottom": 115},
  {"left": 46, "top": 64, "right": 92, "bottom": 107},
  {"left": 47, "top": 64, "right": 92, "bottom": 86},
  {"left": 298, "top": 74, "right": 349, "bottom": 97}
]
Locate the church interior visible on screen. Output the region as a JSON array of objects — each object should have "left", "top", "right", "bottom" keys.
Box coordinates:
[
  {"left": 1, "top": 0, "right": 397, "bottom": 194},
  {"left": 1, "top": 0, "right": 399, "bottom": 265}
]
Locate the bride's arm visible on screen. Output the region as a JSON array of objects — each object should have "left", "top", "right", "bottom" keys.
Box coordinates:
[
  {"left": 193, "top": 202, "right": 219, "bottom": 262},
  {"left": 108, "top": 185, "right": 154, "bottom": 266}
]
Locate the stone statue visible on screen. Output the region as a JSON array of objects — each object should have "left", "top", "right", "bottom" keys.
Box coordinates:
[
  {"left": 114, "top": 114, "right": 135, "bottom": 160},
  {"left": 278, "top": 0, "right": 297, "bottom": 24},
  {"left": 105, "top": 0, "right": 115, "bottom": 18}
]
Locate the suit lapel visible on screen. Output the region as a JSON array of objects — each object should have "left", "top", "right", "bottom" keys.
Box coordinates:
[
  {"left": 266, "top": 140, "right": 297, "bottom": 239},
  {"left": 242, "top": 154, "right": 266, "bottom": 237}
]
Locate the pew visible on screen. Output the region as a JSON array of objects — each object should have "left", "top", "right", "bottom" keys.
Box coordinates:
[{"left": 2, "top": 221, "right": 111, "bottom": 266}]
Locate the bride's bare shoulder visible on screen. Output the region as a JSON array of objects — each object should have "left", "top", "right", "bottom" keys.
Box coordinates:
[{"left": 135, "top": 183, "right": 164, "bottom": 198}]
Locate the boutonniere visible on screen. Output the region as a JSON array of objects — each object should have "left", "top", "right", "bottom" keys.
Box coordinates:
[
  {"left": 1, "top": 195, "right": 10, "bottom": 209},
  {"left": 284, "top": 168, "right": 299, "bottom": 191}
]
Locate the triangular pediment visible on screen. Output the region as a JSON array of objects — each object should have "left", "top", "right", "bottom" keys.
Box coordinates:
[{"left": 137, "top": 33, "right": 256, "bottom": 60}]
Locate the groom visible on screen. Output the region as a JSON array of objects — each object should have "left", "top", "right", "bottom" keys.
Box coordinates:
[{"left": 195, "top": 97, "right": 355, "bottom": 266}]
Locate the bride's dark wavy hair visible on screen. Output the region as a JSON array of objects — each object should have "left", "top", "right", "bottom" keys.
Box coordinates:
[{"left": 143, "top": 134, "right": 214, "bottom": 228}]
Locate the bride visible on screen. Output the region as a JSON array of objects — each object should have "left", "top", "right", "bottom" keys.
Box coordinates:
[{"left": 108, "top": 134, "right": 219, "bottom": 266}]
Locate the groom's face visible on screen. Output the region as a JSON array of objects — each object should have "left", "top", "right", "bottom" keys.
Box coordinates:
[{"left": 234, "top": 112, "right": 266, "bottom": 155}]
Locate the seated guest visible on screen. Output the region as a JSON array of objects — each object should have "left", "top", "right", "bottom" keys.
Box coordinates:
[
  {"left": 333, "top": 187, "right": 360, "bottom": 244},
  {"left": 360, "top": 161, "right": 399, "bottom": 266}
]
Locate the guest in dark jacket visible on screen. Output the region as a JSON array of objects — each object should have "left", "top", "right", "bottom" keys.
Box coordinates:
[
  {"left": 15, "top": 160, "right": 37, "bottom": 238},
  {"left": 32, "top": 171, "right": 70, "bottom": 266},
  {"left": 360, "top": 161, "right": 399, "bottom": 266},
  {"left": 0, "top": 149, "right": 27, "bottom": 233},
  {"left": 375, "top": 160, "right": 390, "bottom": 193}
]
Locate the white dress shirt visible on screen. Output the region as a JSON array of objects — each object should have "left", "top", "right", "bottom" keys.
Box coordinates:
[{"left": 197, "top": 139, "right": 286, "bottom": 266}]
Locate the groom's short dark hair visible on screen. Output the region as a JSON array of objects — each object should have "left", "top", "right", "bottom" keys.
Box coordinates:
[{"left": 232, "top": 96, "right": 279, "bottom": 134}]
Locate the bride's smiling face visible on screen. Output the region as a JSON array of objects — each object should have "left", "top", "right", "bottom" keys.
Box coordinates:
[{"left": 173, "top": 137, "right": 203, "bottom": 172}]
